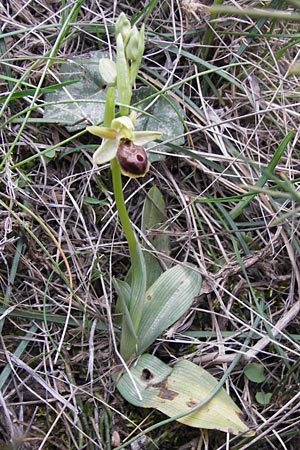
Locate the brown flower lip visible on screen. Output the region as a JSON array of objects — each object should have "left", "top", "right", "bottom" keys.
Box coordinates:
[{"left": 117, "top": 139, "right": 149, "bottom": 176}]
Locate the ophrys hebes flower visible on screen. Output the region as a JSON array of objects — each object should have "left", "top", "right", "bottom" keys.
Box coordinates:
[{"left": 87, "top": 112, "right": 162, "bottom": 178}]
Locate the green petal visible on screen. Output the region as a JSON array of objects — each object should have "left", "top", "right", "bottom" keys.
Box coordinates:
[
  {"left": 133, "top": 131, "right": 162, "bottom": 146},
  {"left": 87, "top": 125, "right": 116, "bottom": 139},
  {"left": 111, "top": 116, "right": 135, "bottom": 141},
  {"left": 93, "top": 139, "right": 118, "bottom": 165},
  {"left": 111, "top": 116, "right": 134, "bottom": 131}
]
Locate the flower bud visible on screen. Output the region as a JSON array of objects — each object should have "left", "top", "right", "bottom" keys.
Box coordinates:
[
  {"left": 125, "top": 25, "right": 140, "bottom": 61},
  {"left": 128, "top": 25, "right": 144, "bottom": 85},
  {"left": 115, "top": 12, "right": 131, "bottom": 44},
  {"left": 99, "top": 59, "right": 117, "bottom": 86}
]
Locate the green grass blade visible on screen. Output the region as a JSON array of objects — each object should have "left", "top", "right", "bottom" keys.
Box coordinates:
[{"left": 230, "top": 130, "right": 294, "bottom": 219}]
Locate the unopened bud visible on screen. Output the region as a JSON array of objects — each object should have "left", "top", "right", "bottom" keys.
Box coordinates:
[
  {"left": 125, "top": 25, "right": 140, "bottom": 61},
  {"left": 99, "top": 58, "right": 117, "bottom": 85},
  {"left": 115, "top": 13, "right": 131, "bottom": 44}
]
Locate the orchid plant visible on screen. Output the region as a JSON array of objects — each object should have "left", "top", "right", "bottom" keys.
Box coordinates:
[{"left": 87, "top": 13, "right": 252, "bottom": 438}]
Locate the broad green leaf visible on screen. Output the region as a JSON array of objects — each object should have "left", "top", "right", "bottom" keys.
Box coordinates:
[
  {"left": 132, "top": 87, "right": 185, "bottom": 162},
  {"left": 136, "top": 264, "right": 201, "bottom": 355},
  {"left": 141, "top": 185, "right": 170, "bottom": 287},
  {"left": 43, "top": 50, "right": 110, "bottom": 131},
  {"left": 117, "top": 354, "right": 253, "bottom": 435},
  {"left": 244, "top": 363, "right": 266, "bottom": 383}
]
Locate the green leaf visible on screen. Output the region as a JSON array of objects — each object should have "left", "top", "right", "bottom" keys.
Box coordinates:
[
  {"left": 82, "top": 197, "right": 107, "bottom": 206},
  {"left": 141, "top": 185, "right": 170, "bottom": 287},
  {"left": 43, "top": 148, "right": 56, "bottom": 161},
  {"left": 230, "top": 129, "right": 294, "bottom": 219},
  {"left": 43, "top": 50, "right": 110, "bottom": 131},
  {"left": 113, "top": 278, "right": 137, "bottom": 350},
  {"left": 113, "top": 278, "right": 131, "bottom": 309},
  {"left": 120, "top": 240, "right": 147, "bottom": 360},
  {"left": 132, "top": 87, "right": 185, "bottom": 162},
  {"left": 255, "top": 391, "right": 272, "bottom": 405},
  {"left": 136, "top": 264, "right": 201, "bottom": 355},
  {"left": 128, "top": 241, "right": 147, "bottom": 327},
  {"left": 244, "top": 363, "right": 266, "bottom": 383},
  {"left": 117, "top": 354, "right": 253, "bottom": 435}
]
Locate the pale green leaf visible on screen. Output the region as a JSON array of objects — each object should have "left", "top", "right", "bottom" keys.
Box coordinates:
[
  {"left": 132, "top": 87, "right": 185, "bottom": 162},
  {"left": 244, "top": 363, "right": 266, "bottom": 383},
  {"left": 255, "top": 391, "right": 272, "bottom": 405},
  {"left": 116, "top": 33, "right": 131, "bottom": 116},
  {"left": 136, "top": 264, "right": 201, "bottom": 355},
  {"left": 99, "top": 58, "right": 117, "bottom": 85},
  {"left": 44, "top": 148, "right": 56, "bottom": 160},
  {"left": 82, "top": 197, "right": 107, "bottom": 206},
  {"left": 117, "top": 354, "right": 253, "bottom": 435},
  {"left": 43, "top": 50, "right": 110, "bottom": 131}
]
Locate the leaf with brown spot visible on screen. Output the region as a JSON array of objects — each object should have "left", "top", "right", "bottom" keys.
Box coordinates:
[{"left": 117, "top": 354, "right": 254, "bottom": 435}]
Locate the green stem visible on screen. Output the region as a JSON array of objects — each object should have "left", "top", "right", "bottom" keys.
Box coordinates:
[
  {"left": 103, "top": 86, "right": 115, "bottom": 127},
  {"left": 104, "top": 87, "right": 136, "bottom": 262},
  {"left": 111, "top": 157, "right": 137, "bottom": 263}
]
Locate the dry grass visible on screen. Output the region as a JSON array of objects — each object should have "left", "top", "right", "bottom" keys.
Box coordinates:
[{"left": 1, "top": 0, "right": 300, "bottom": 449}]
